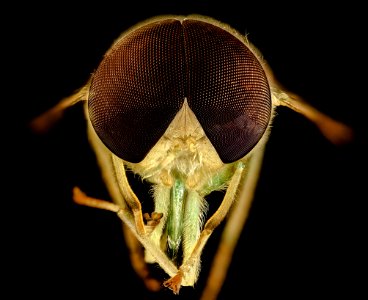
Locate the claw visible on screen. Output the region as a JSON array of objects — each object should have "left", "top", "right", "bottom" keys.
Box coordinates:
[
  {"left": 163, "top": 272, "right": 183, "bottom": 295},
  {"left": 143, "top": 212, "right": 164, "bottom": 234}
]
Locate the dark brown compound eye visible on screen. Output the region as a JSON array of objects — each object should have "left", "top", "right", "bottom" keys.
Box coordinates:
[
  {"left": 88, "top": 19, "right": 186, "bottom": 163},
  {"left": 88, "top": 17, "right": 272, "bottom": 163}
]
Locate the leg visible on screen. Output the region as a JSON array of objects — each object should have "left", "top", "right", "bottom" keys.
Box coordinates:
[
  {"left": 122, "top": 223, "right": 162, "bottom": 292},
  {"left": 72, "top": 186, "right": 180, "bottom": 280},
  {"left": 200, "top": 143, "right": 266, "bottom": 300},
  {"left": 84, "top": 108, "right": 180, "bottom": 285},
  {"left": 86, "top": 111, "right": 147, "bottom": 236},
  {"left": 29, "top": 84, "right": 89, "bottom": 134},
  {"left": 264, "top": 63, "right": 354, "bottom": 145},
  {"left": 112, "top": 154, "right": 147, "bottom": 235},
  {"left": 274, "top": 90, "right": 353, "bottom": 145}
]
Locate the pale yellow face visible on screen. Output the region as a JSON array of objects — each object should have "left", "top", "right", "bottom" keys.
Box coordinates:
[{"left": 126, "top": 98, "right": 225, "bottom": 190}]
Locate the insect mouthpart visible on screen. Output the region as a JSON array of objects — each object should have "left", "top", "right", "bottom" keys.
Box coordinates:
[{"left": 125, "top": 98, "right": 228, "bottom": 261}]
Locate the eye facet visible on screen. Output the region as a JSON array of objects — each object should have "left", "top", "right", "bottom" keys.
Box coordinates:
[{"left": 88, "top": 17, "right": 272, "bottom": 163}]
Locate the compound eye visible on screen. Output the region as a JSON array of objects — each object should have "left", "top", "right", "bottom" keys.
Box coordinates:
[
  {"left": 88, "top": 17, "right": 272, "bottom": 164},
  {"left": 183, "top": 20, "right": 272, "bottom": 163},
  {"left": 88, "top": 19, "right": 186, "bottom": 163}
]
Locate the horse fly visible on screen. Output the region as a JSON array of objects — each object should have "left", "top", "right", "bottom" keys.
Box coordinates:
[{"left": 30, "top": 14, "right": 353, "bottom": 298}]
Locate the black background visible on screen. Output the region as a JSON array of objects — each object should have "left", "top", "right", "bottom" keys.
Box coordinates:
[{"left": 8, "top": 1, "right": 367, "bottom": 299}]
